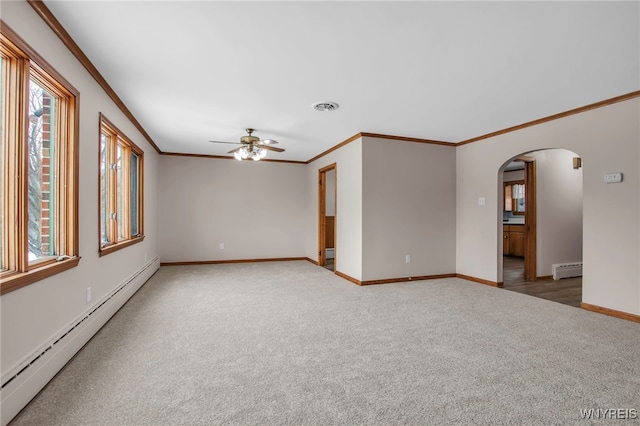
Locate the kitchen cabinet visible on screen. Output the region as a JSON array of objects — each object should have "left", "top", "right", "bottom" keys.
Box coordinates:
[{"left": 503, "top": 225, "right": 525, "bottom": 257}]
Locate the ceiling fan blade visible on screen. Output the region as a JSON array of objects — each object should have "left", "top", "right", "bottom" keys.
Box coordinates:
[
  {"left": 260, "top": 145, "right": 285, "bottom": 152},
  {"left": 228, "top": 147, "right": 244, "bottom": 154},
  {"left": 258, "top": 139, "right": 278, "bottom": 145},
  {"left": 209, "top": 140, "right": 242, "bottom": 145}
]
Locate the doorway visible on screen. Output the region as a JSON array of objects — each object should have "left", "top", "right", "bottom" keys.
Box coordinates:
[
  {"left": 318, "top": 164, "right": 336, "bottom": 271},
  {"left": 502, "top": 156, "right": 537, "bottom": 281},
  {"left": 499, "top": 149, "right": 583, "bottom": 307}
]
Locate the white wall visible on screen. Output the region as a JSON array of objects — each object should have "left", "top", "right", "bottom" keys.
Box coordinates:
[
  {"left": 1, "top": 2, "right": 160, "bottom": 423},
  {"left": 158, "top": 156, "right": 307, "bottom": 262},
  {"left": 325, "top": 168, "right": 336, "bottom": 216},
  {"left": 457, "top": 98, "right": 639, "bottom": 315},
  {"left": 307, "top": 139, "right": 363, "bottom": 280},
  {"left": 532, "top": 149, "right": 583, "bottom": 276},
  {"left": 503, "top": 169, "right": 524, "bottom": 182},
  {"left": 362, "top": 137, "right": 456, "bottom": 281}
]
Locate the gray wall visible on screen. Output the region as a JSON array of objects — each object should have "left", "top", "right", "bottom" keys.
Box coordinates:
[
  {"left": 362, "top": 137, "right": 456, "bottom": 281},
  {"left": 532, "top": 149, "right": 583, "bottom": 276},
  {"left": 158, "top": 156, "right": 307, "bottom": 262}
]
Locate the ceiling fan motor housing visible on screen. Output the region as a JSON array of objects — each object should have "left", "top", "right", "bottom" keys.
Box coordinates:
[
  {"left": 240, "top": 128, "right": 259, "bottom": 144},
  {"left": 240, "top": 135, "right": 259, "bottom": 144}
]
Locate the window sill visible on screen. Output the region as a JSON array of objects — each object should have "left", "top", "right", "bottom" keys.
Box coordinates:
[
  {"left": 0, "top": 257, "right": 81, "bottom": 295},
  {"left": 99, "top": 235, "right": 145, "bottom": 257}
]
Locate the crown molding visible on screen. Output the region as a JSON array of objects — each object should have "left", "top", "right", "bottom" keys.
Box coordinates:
[
  {"left": 360, "top": 132, "right": 453, "bottom": 146},
  {"left": 306, "top": 133, "right": 364, "bottom": 164},
  {"left": 25, "top": 1, "right": 640, "bottom": 162},
  {"left": 27, "top": 0, "right": 162, "bottom": 154},
  {"left": 457, "top": 91, "right": 640, "bottom": 146}
]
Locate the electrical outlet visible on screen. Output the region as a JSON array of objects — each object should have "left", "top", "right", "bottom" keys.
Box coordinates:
[
  {"left": 405, "top": 254, "right": 411, "bottom": 264},
  {"left": 86, "top": 287, "right": 92, "bottom": 303},
  {"left": 478, "top": 197, "right": 486, "bottom": 206},
  {"left": 219, "top": 243, "right": 224, "bottom": 250}
]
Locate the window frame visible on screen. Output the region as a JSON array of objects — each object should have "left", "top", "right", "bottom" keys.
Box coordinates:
[
  {"left": 504, "top": 179, "right": 525, "bottom": 216},
  {"left": 1, "top": 23, "right": 79, "bottom": 295},
  {"left": 98, "top": 114, "right": 144, "bottom": 256}
]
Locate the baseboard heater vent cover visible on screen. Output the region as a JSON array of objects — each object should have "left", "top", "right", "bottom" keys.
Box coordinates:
[
  {"left": 1, "top": 257, "right": 158, "bottom": 391},
  {"left": 552, "top": 262, "right": 583, "bottom": 280}
]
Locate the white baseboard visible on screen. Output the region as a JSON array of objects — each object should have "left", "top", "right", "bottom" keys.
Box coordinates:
[{"left": 0, "top": 256, "right": 160, "bottom": 426}]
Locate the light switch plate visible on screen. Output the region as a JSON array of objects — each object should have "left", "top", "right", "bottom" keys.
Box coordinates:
[{"left": 604, "top": 173, "right": 622, "bottom": 183}]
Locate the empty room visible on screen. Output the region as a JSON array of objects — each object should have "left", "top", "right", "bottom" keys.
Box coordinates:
[{"left": 1, "top": 1, "right": 639, "bottom": 425}]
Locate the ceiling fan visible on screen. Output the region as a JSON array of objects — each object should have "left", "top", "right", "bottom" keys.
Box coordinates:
[{"left": 209, "top": 128, "right": 285, "bottom": 161}]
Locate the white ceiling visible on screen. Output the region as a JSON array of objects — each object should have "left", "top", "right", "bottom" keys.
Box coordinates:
[{"left": 43, "top": 1, "right": 639, "bottom": 162}]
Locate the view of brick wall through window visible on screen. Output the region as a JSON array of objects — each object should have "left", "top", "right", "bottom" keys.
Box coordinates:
[{"left": 28, "top": 82, "right": 53, "bottom": 260}]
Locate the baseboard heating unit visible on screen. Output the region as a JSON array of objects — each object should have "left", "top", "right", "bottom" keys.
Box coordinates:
[
  {"left": 552, "top": 262, "right": 583, "bottom": 280},
  {"left": 1, "top": 256, "right": 160, "bottom": 426}
]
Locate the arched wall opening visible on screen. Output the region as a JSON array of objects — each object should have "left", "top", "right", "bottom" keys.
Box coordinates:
[
  {"left": 497, "top": 149, "right": 583, "bottom": 304},
  {"left": 455, "top": 97, "right": 638, "bottom": 317}
]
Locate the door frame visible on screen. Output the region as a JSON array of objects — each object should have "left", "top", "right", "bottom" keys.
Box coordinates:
[
  {"left": 523, "top": 158, "right": 537, "bottom": 281},
  {"left": 502, "top": 156, "right": 537, "bottom": 282},
  {"left": 318, "top": 163, "right": 337, "bottom": 267}
]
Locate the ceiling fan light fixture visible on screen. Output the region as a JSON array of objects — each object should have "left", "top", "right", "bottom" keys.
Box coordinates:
[
  {"left": 234, "top": 145, "right": 267, "bottom": 161},
  {"left": 212, "top": 128, "right": 283, "bottom": 161},
  {"left": 234, "top": 146, "right": 251, "bottom": 161},
  {"left": 312, "top": 101, "right": 339, "bottom": 112}
]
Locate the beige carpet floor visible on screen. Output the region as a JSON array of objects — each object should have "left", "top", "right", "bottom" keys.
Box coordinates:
[{"left": 11, "top": 261, "right": 640, "bottom": 425}]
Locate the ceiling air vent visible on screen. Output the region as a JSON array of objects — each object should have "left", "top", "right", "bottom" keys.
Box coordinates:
[{"left": 312, "top": 102, "right": 339, "bottom": 112}]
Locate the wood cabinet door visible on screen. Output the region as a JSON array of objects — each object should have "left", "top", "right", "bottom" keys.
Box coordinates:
[
  {"left": 503, "top": 230, "right": 510, "bottom": 255},
  {"left": 509, "top": 230, "right": 525, "bottom": 257}
]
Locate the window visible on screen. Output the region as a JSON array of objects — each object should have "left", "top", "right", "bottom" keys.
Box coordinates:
[
  {"left": 504, "top": 180, "right": 525, "bottom": 215},
  {"left": 1, "top": 25, "right": 79, "bottom": 294},
  {"left": 504, "top": 184, "right": 513, "bottom": 211},
  {"left": 99, "top": 114, "right": 144, "bottom": 255}
]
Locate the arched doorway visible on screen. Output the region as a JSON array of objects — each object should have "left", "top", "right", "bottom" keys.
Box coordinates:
[{"left": 499, "top": 149, "right": 583, "bottom": 307}]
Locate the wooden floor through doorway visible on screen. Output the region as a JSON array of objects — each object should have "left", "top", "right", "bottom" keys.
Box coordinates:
[{"left": 502, "top": 256, "right": 581, "bottom": 308}]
